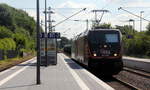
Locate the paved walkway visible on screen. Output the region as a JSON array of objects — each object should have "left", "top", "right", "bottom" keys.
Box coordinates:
[
  {"left": 0, "top": 53, "right": 114, "bottom": 90},
  {"left": 123, "top": 56, "right": 150, "bottom": 72}
]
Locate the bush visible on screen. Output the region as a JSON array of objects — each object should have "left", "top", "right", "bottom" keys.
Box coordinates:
[
  {"left": 0, "top": 38, "right": 16, "bottom": 50},
  {"left": 0, "top": 26, "right": 13, "bottom": 38},
  {"left": 123, "top": 33, "right": 150, "bottom": 57}
]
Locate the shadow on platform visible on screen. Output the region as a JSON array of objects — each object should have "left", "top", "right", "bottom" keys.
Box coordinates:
[
  {"left": 17, "top": 63, "right": 36, "bottom": 67},
  {"left": 64, "top": 59, "right": 83, "bottom": 69}
]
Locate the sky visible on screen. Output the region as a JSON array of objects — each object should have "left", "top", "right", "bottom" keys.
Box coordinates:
[{"left": 0, "top": 0, "right": 150, "bottom": 38}]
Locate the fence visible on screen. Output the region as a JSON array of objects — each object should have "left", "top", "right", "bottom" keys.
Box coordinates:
[
  {"left": 7, "top": 50, "right": 18, "bottom": 59},
  {"left": 0, "top": 50, "right": 18, "bottom": 60},
  {"left": 0, "top": 50, "right": 4, "bottom": 60}
]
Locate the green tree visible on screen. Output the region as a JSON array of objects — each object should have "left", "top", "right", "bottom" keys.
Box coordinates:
[
  {"left": 115, "top": 25, "right": 135, "bottom": 35},
  {"left": 146, "top": 23, "right": 150, "bottom": 35},
  {"left": 92, "top": 23, "right": 112, "bottom": 29},
  {"left": 0, "top": 4, "right": 37, "bottom": 52},
  {"left": 13, "top": 33, "right": 28, "bottom": 50},
  {"left": 0, "top": 26, "right": 13, "bottom": 38},
  {"left": 146, "top": 23, "right": 150, "bottom": 31},
  {"left": 0, "top": 38, "right": 16, "bottom": 51},
  {"left": 58, "top": 37, "right": 71, "bottom": 49},
  {"left": 0, "top": 4, "right": 36, "bottom": 37}
]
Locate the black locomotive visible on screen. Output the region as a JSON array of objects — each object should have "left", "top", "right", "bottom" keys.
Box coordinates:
[
  {"left": 63, "top": 44, "right": 71, "bottom": 54},
  {"left": 71, "top": 29, "right": 123, "bottom": 75}
]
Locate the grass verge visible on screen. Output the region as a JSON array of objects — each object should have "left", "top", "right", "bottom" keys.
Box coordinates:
[{"left": 0, "top": 55, "right": 35, "bottom": 72}]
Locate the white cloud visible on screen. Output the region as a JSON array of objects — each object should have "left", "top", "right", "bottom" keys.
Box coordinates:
[
  {"left": 104, "top": 0, "right": 120, "bottom": 2},
  {"left": 23, "top": 0, "right": 150, "bottom": 38},
  {"left": 104, "top": 0, "right": 150, "bottom": 6},
  {"left": 24, "top": 10, "right": 45, "bottom": 21},
  {"left": 100, "top": 10, "right": 149, "bottom": 32},
  {"left": 103, "top": 0, "right": 122, "bottom": 3},
  {"left": 54, "top": 1, "right": 97, "bottom": 38},
  {"left": 25, "top": 1, "right": 134, "bottom": 38},
  {"left": 25, "top": 10, "right": 36, "bottom": 19},
  {"left": 58, "top": 1, "right": 96, "bottom": 9},
  {"left": 126, "top": 1, "right": 150, "bottom": 7},
  {"left": 24, "top": 9, "right": 45, "bottom": 30}
]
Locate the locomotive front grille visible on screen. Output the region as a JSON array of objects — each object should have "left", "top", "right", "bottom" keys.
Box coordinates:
[{"left": 100, "top": 49, "right": 110, "bottom": 56}]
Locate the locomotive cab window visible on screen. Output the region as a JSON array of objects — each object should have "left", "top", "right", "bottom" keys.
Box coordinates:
[
  {"left": 88, "top": 31, "right": 120, "bottom": 44},
  {"left": 105, "top": 34, "right": 119, "bottom": 43}
]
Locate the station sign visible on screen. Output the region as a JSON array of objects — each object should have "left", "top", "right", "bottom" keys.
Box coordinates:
[
  {"left": 40, "top": 33, "right": 45, "bottom": 38},
  {"left": 48, "top": 32, "right": 60, "bottom": 39},
  {"left": 40, "top": 32, "right": 60, "bottom": 39}
]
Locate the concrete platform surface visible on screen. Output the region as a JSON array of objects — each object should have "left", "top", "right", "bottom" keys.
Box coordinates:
[
  {"left": 0, "top": 53, "right": 114, "bottom": 90},
  {"left": 123, "top": 56, "right": 150, "bottom": 63},
  {"left": 123, "top": 57, "right": 150, "bottom": 72}
]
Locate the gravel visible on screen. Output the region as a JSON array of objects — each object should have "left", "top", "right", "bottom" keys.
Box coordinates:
[{"left": 114, "top": 70, "right": 150, "bottom": 90}]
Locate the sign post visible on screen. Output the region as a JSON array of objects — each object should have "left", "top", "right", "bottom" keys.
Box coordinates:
[{"left": 36, "top": 0, "right": 41, "bottom": 85}]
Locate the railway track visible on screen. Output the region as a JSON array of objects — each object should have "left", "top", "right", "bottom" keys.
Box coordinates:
[
  {"left": 63, "top": 53, "right": 149, "bottom": 89},
  {"left": 112, "top": 67, "right": 150, "bottom": 90},
  {"left": 113, "top": 76, "right": 140, "bottom": 90},
  {"left": 100, "top": 75, "right": 140, "bottom": 90},
  {"left": 123, "top": 67, "right": 150, "bottom": 79}
]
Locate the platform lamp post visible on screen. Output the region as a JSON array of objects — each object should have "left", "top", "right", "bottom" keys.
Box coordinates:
[
  {"left": 140, "top": 11, "right": 144, "bottom": 32},
  {"left": 36, "top": 0, "right": 41, "bottom": 85},
  {"left": 129, "top": 19, "right": 135, "bottom": 34}
]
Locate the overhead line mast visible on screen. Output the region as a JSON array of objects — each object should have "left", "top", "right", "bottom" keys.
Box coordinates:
[{"left": 47, "top": 7, "right": 55, "bottom": 32}]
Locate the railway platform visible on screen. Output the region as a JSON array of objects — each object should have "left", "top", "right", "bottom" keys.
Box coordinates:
[
  {"left": 0, "top": 53, "right": 114, "bottom": 90},
  {"left": 123, "top": 56, "right": 150, "bottom": 72}
]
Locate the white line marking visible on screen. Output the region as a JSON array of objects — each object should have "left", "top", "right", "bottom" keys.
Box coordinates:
[
  {"left": 62, "top": 54, "right": 114, "bottom": 90},
  {"left": 59, "top": 54, "right": 89, "bottom": 90},
  {"left": 0, "top": 66, "right": 16, "bottom": 76},
  {"left": 0, "top": 60, "right": 35, "bottom": 86}
]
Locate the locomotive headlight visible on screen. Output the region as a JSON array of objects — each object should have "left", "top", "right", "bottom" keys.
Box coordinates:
[
  {"left": 93, "top": 53, "right": 97, "bottom": 56},
  {"left": 104, "top": 45, "right": 107, "bottom": 48},
  {"left": 114, "top": 53, "right": 117, "bottom": 56}
]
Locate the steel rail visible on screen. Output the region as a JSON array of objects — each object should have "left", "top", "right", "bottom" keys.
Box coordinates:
[
  {"left": 113, "top": 77, "right": 140, "bottom": 90},
  {"left": 123, "top": 67, "right": 150, "bottom": 79}
]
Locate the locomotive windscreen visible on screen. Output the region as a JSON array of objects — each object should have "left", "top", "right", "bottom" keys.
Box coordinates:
[
  {"left": 88, "top": 31, "right": 119, "bottom": 44},
  {"left": 105, "top": 34, "right": 118, "bottom": 43}
]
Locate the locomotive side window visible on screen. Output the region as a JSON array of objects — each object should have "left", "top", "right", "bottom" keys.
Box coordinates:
[{"left": 105, "top": 34, "right": 118, "bottom": 43}]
